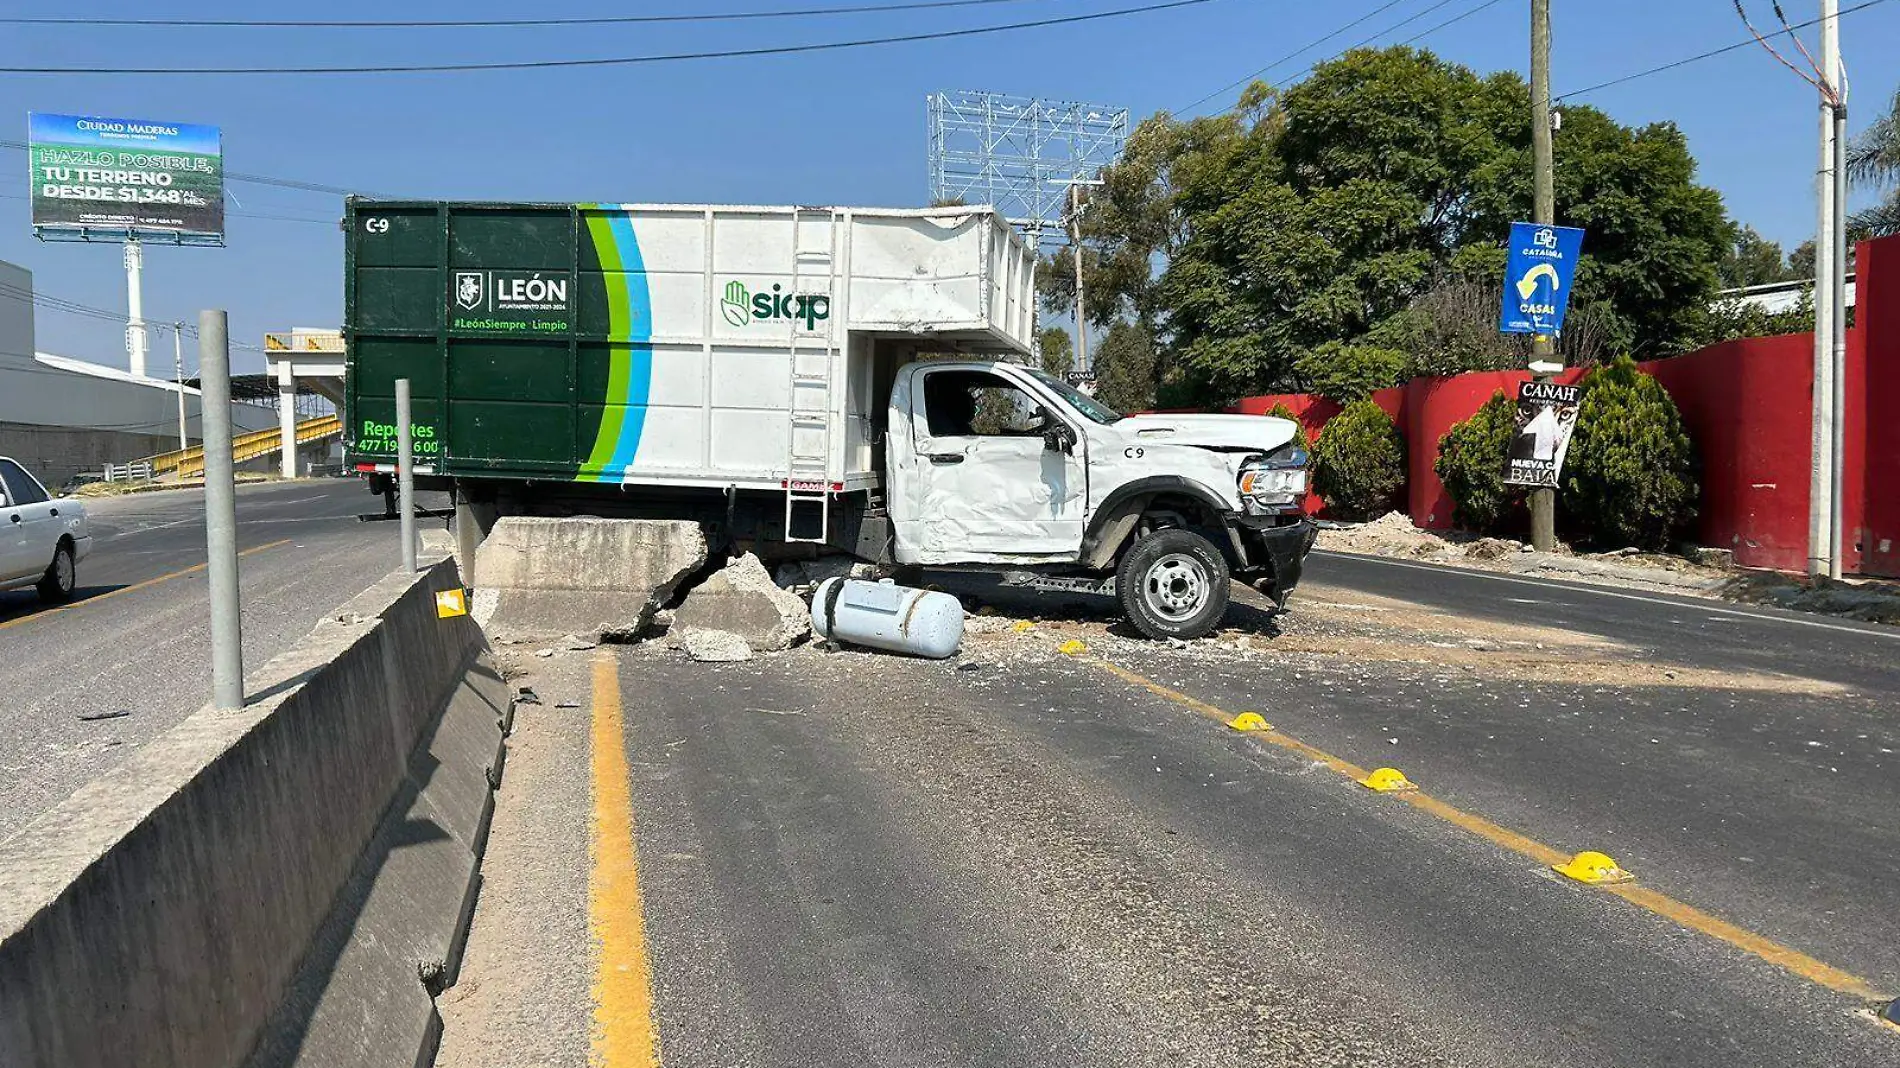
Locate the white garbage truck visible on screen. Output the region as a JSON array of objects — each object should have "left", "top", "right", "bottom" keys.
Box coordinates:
[{"left": 343, "top": 200, "right": 1314, "bottom": 638}]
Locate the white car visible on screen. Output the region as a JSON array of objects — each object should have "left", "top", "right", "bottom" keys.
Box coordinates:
[{"left": 0, "top": 457, "right": 92, "bottom": 603}]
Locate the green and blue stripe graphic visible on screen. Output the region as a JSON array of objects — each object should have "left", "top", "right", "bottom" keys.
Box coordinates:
[{"left": 581, "top": 205, "right": 653, "bottom": 482}]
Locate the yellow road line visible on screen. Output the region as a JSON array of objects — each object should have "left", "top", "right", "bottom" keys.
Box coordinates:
[
  {"left": 588, "top": 652, "right": 663, "bottom": 1068},
  {"left": 1082, "top": 653, "right": 1892, "bottom": 1003},
  {"left": 0, "top": 538, "right": 293, "bottom": 632}
]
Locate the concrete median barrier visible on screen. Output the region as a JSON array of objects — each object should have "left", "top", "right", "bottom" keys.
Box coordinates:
[
  {"left": 0, "top": 558, "right": 510, "bottom": 1068},
  {"left": 473, "top": 516, "right": 708, "bottom": 638}
]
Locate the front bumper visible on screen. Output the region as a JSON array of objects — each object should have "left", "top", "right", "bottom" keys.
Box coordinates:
[{"left": 1224, "top": 515, "right": 1317, "bottom": 604}]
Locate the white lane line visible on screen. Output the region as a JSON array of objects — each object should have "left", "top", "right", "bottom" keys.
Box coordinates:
[{"left": 1314, "top": 550, "right": 1900, "bottom": 641}]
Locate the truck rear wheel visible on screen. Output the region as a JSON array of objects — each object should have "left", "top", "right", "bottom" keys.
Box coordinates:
[{"left": 1116, "top": 528, "right": 1229, "bottom": 640}]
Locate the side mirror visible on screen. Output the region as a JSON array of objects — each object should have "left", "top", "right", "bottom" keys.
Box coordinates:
[{"left": 1042, "top": 416, "right": 1076, "bottom": 455}]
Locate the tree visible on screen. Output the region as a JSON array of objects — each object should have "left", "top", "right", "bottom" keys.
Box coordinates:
[
  {"left": 1848, "top": 89, "right": 1900, "bottom": 238},
  {"left": 1072, "top": 46, "right": 1736, "bottom": 406},
  {"left": 1092, "top": 320, "right": 1158, "bottom": 414},
  {"left": 1037, "top": 326, "right": 1074, "bottom": 378},
  {"left": 1718, "top": 225, "right": 1799, "bottom": 289},
  {"left": 1677, "top": 293, "right": 1814, "bottom": 352},
  {"left": 1561, "top": 356, "right": 1697, "bottom": 549},
  {"left": 1434, "top": 391, "right": 1520, "bottom": 533},
  {"left": 1294, "top": 341, "right": 1406, "bottom": 403},
  {"left": 1312, "top": 399, "right": 1406, "bottom": 521}
]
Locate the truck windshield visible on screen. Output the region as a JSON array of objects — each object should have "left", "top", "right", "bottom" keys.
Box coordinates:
[{"left": 1026, "top": 369, "right": 1123, "bottom": 425}]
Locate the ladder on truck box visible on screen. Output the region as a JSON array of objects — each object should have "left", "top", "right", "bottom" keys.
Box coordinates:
[{"left": 784, "top": 206, "right": 839, "bottom": 543}]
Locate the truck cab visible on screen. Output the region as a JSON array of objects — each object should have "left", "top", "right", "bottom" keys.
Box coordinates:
[{"left": 885, "top": 360, "right": 1315, "bottom": 639}]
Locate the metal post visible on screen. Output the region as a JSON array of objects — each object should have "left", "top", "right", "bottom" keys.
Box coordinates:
[
  {"left": 199, "top": 310, "right": 244, "bottom": 711},
  {"left": 172, "top": 323, "right": 188, "bottom": 450},
  {"left": 124, "top": 239, "right": 149, "bottom": 378},
  {"left": 1528, "top": 0, "right": 1559, "bottom": 552},
  {"left": 396, "top": 378, "right": 417, "bottom": 574},
  {"left": 455, "top": 488, "right": 480, "bottom": 586}
]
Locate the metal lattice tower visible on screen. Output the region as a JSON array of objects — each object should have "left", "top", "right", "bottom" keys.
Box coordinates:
[{"left": 927, "top": 90, "right": 1129, "bottom": 245}]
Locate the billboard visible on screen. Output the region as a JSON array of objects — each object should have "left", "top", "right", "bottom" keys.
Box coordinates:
[{"left": 27, "top": 112, "right": 223, "bottom": 242}]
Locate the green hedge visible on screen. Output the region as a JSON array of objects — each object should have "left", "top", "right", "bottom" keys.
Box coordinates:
[
  {"left": 1562, "top": 356, "right": 1698, "bottom": 549},
  {"left": 1434, "top": 390, "right": 1519, "bottom": 533},
  {"left": 1313, "top": 399, "right": 1406, "bottom": 521},
  {"left": 1265, "top": 402, "right": 1312, "bottom": 452}
]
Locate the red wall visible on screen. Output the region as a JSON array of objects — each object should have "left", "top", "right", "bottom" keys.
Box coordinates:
[
  {"left": 1219, "top": 233, "right": 1900, "bottom": 576},
  {"left": 1859, "top": 236, "right": 1900, "bottom": 576}
]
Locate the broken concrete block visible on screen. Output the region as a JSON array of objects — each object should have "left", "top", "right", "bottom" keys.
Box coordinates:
[
  {"left": 674, "top": 552, "right": 811, "bottom": 652},
  {"left": 681, "top": 628, "right": 754, "bottom": 663},
  {"left": 473, "top": 518, "right": 707, "bottom": 639}
]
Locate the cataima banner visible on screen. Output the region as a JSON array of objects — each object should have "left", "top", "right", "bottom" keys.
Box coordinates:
[{"left": 28, "top": 112, "right": 224, "bottom": 240}]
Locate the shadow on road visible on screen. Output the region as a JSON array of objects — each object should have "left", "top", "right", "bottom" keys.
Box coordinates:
[{"left": 0, "top": 584, "right": 132, "bottom": 626}]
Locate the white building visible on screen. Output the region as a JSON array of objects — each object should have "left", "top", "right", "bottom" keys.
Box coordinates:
[{"left": 0, "top": 258, "right": 278, "bottom": 488}]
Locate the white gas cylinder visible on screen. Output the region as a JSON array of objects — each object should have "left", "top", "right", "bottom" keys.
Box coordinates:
[{"left": 810, "top": 578, "right": 965, "bottom": 659}]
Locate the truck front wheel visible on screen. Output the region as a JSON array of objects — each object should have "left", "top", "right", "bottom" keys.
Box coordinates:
[{"left": 1116, "top": 528, "right": 1230, "bottom": 640}]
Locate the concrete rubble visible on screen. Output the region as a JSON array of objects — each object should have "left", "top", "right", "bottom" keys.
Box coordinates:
[
  {"left": 680, "top": 628, "right": 755, "bottom": 663},
  {"left": 473, "top": 517, "right": 708, "bottom": 639},
  {"left": 674, "top": 552, "right": 811, "bottom": 652}
]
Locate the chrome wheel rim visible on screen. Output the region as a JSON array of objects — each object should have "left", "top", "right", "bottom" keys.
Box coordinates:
[
  {"left": 1143, "top": 553, "right": 1208, "bottom": 622},
  {"left": 55, "top": 549, "right": 74, "bottom": 591}
]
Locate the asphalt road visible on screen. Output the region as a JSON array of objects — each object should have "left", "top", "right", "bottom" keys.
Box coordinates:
[
  {"left": 441, "top": 553, "right": 1900, "bottom": 1068},
  {"left": 0, "top": 478, "right": 442, "bottom": 843}
]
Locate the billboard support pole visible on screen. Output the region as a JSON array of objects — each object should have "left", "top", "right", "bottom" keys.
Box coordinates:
[{"left": 124, "top": 239, "right": 149, "bottom": 378}]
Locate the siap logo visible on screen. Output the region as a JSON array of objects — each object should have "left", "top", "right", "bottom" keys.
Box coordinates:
[
  {"left": 720, "top": 280, "right": 829, "bottom": 330},
  {"left": 454, "top": 272, "right": 484, "bottom": 311}
]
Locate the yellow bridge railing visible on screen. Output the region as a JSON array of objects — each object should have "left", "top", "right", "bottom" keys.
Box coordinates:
[{"left": 146, "top": 413, "right": 344, "bottom": 480}]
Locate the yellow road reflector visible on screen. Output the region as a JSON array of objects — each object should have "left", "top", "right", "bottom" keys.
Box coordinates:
[
  {"left": 1011, "top": 620, "right": 1036, "bottom": 633},
  {"left": 435, "top": 588, "right": 470, "bottom": 619},
  {"left": 1359, "top": 767, "right": 1418, "bottom": 793},
  {"left": 1226, "top": 711, "right": 1273, "bottom": 732},
  {"left": 1554, "top": 850, "right": 1635, "bottom": 885},
  {"left": 1058, "top": 639, "right": 1088, "bottom": 656}
]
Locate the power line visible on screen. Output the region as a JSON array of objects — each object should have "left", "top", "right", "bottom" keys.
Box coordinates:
[
  {"left": 1175, "top": 0, "right": 1414, "bottom": 114},
  {"left": 0, "top": 0, "right": 1077, "bottom": 29},
  {"left": 1557, "top": 0, "right": 1890, "bottom": 102},
  {"left": 1179, "top": 0, "right": 1505, "bottom": 116},
  {"left": 0, "top": 0, "right": 1216, "bottom": 75},
  {"left": 0, "top": 283, "right": 271, "bottom": 353},
  {"left": 1392, "top": 0, "right": 1507, "bottom": 48}
]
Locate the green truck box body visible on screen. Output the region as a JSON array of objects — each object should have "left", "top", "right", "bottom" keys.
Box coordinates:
[{"left": 344, "top": 199, "right": 653, "bottom": 483}]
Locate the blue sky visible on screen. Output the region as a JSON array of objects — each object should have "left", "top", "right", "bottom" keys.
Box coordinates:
[{"left": 3, "top": 0, "right": 1895, "bottom": 372}]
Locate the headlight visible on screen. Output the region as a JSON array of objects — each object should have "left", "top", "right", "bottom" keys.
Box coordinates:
[
  {"left": 1239, "top": 467, "right": 1308, "bottom": 498},
  {"left": 1239, "top": 447, "right": 1309, "bottom": 508}
]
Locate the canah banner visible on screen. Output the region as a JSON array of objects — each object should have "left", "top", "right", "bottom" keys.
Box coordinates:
[
  {"left": 1505, "top": 380, "right": 1582, "bottom": 487},
  {"left": 28, "top": 112, "right": 224, "bottom": 239}
]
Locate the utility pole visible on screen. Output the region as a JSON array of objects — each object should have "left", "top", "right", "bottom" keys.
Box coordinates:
[
  {"left": 1806, "top": 0, "right": 1847, "bottom": 580},
  {"left": 1824, "top": 0, "right": 1848, "bottom": 581},
  {"left": 1528, "top": 0, "right": 1559, "bottom": 552},
  {"left": 1071, "top": 182, "right": 1088, "bottom": 377},
  {"left": 172, "top": 323, "right": 189, "bottom": 451}
]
